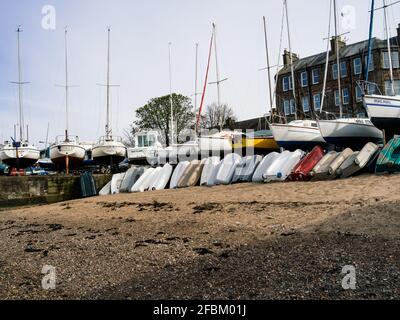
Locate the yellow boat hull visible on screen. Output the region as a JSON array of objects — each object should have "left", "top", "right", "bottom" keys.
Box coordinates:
[{"left": 233, "top": 137, "right": 279, "bottom": 153}]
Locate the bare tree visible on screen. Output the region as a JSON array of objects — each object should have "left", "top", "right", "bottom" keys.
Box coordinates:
[{"left": 201, "top": 103, "right": 237, "bottom": 130}]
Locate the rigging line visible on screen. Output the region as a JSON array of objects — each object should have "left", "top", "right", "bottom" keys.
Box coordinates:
[
  {"left": 272, "top": 2, "right": 286, "bottom": 118},
  {"left": 320, "top": 0, "right": 333, "bottom": 114}
]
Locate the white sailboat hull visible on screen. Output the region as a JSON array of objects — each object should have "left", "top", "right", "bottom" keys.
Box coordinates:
[
  {"left": 363, "top": 94, "right": 400, "bottom": 132},
  {"left": 270, "top": 122, "right": 325, "bottom": 151},
  {"left": 93, "top": 140, "right": 127, "bottom": 165},
  {"left": 317, "top": 119, "right": 383, "bottom": 149},
  {"left": 0, "top": 145, "right": 40, "bottom": 168},
  {"left": 50, "top": 142, "right": 86, "bottom": 168}
]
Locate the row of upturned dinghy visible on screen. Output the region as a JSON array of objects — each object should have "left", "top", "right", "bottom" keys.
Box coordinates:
[{"left": 99, "top": 137, "right": 400, "bottom": 196}]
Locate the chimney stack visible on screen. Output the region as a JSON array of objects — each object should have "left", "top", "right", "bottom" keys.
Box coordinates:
[
  {"left": 283, "top": 49, "right": 299, "bottom": 67},
  {"left": 330, "top": 36, "right": 346, "bottom": 56}
]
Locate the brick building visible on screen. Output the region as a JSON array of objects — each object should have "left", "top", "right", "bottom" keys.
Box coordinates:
[{"left": 275, "top": 24, "right": 400, "bottom": 121}]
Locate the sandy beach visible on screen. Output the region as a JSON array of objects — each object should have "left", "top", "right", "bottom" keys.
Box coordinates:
[{"left": 0, "top": 174, "right": 399, "bottom": 300}]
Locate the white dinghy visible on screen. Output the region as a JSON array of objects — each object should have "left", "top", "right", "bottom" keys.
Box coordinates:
[
  {"left": 119, "top": 167, "right": 143, "bottom": 193},
  {"left": 327, "top": 148, "right": 354, "bottom": 177},
  {"left": 170, "top": 161, "right": 190, "bottom": 189},
  {"left": 111, "top": 173, "right": 126, "bottom": 194},
  {"left": 252, "top": 152, "right": 280, "bottom": 183},
  {"left": 275, "top": 150, "right": 305, "bottom": 181},
  {"left": 150, "top": 164, "right": 173, "bottom": 191},
  {"left": 232, "top": 155, "right": 263, "bottom": 183},
  {"left": 338, "top": 142, "right": 380, "bottom": 178},
  {"left": 215, "top": 153, "right": 242, "bottom": 185},
  {"left": 200, "top": 157, "right": 220, "bottom": 186},
  {"left": 263, "top": 151, "right": 291, "bottom": 182},
  {"left": 310, "top": 152, "right": 339, "bottom": 181},
  {"left": 99, "top": 181, "right": 112, "bottom": 196},
  {"left": 131, "top": 167, "right": 155, "bottom": 193},
  {"left": 206, "top": 160, "right": 223, "bottom": 187}
]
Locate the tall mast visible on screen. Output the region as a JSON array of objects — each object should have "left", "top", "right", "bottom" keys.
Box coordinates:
[
  {"left": 263, "top": 16, "right": 274, "bottom": 114},
  {"left": 64, "top": 27, "right": 69, "bottom": 140},
  {"left": 16, "top": 27, "right": 24, "bottom": 142},
  {"left": 383, "top": 0, "right": 395, "bottom": 96},
  {"left": 320, "top": 0, "right": 333, "bottom": 114},
  {"left": 209, "top": 23, "right": 228, "bottom": 130},
  {"left": 333, "top": 0, "right": 343, "bottom": 118},
  {"left": 284, "top": 0, "right": 297, "bottom": 120},
  {"left": 168, "top": 42, "right": 174, "bottom": 145},
  {"left": 365, "top": 0, "right": 375, "bottom": 82},
  {"left": 194, "top": 43, "right": 199, "bottom": 124},
  {"left": 106, "top": 27, "right": 111, "bottom": 139},
  {"left": 213, "top": 23, "right": 221, "bottom": 110}
]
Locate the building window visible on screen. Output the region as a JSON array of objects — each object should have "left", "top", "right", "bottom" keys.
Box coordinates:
[
  {"left": 341, "top": 62, "right": 347, "bottom": 78},
  {"left": 302, "top": 96, "right": 310, "bottom": 112},
  {"left": 353, "top": 58, "right": 362, "bottom": 75},
  {"left": 312, "top": 69, "right": 319, "bottom": 84},
  {"left": 383, "top": 51, "right": 400, "bottom": 69},
  {"left": 300, "top": 71, "right": 308, "bottom": 87},
  {"left": 365, "top": 56, "right": 374, "bottom": 72},
  {"left": 283, "top": 76, "right": 293, "bottom": 92},
  {"left": 332, "top": 64, "right": 338, "bottom": 80},
  {"left": 332, "top": 62, "right": 347, "bottom": 79},
  {"left": 334, "top": 90, "right": 340, "bottom": 106},
  {"left": 313, "top": 93, "right": 321, "bottom": 111},
  {"left": 385, "top": 80, "right": 400, "bottom": 96},
  {"left": 367, "top": 83, "right": 377, "bottom": 95},
  {"left": 355, "top": 86, "right": 363, "bottom": 102},
  {"left": 283, "top": 100, "right": 290, "bottom": 115},
  {"left": 343, "top": 88, "right": 350, "bottom": 105},
  {"left": 290, "top": 99, "right": 296, "bottom": 115}
]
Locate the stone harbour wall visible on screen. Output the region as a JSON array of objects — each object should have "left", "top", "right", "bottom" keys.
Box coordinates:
[{"left": 0, "top": 175, "right": 112, "bottom": 208}]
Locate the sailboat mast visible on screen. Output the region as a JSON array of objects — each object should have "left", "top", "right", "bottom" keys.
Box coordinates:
[
  {"left": 320, "top": 0, "right": 333, "bottom": 114},
  {"left": 168, "top": 42, "right": 174, "bottom": 146},
  {"left": 64, "top": 27, "right": 69, "bottom": 140},
  {"left": 213, "top": 23, "right": 221, "bottom": 111},
  {"left": 383, "top": 0, "right": 395, "bottom": 95},
  {"left": 263, "top": 16, "right": 274, "bottom": 114},
  {"left": 194, "top": 43, "right": 199, "bottom": 124},
  {"left": 16, "top": 27, "right": 24, "bottom": 142},
  {"left": 365, "top": 0, "right": 375, "bottom": 82},
  {"left": 333, "top": 0, "right": 343, "bottom": 118},
  {"left": 284, "top": 0, "right": 297, "bottom": 121},
  {"left": 106, "top": 27, "right": 111, "bottom": 139}
]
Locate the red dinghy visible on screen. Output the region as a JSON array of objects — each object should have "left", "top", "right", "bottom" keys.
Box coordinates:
[{"left": 289, "top": 146, "right": 325, "bottom": 181}]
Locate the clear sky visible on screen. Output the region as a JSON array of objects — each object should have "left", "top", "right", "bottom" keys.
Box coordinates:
[{"left": 0, "top": 0, "right": 399, "bottom": 146}]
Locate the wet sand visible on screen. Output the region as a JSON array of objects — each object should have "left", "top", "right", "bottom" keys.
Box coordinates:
[{"left": 0, "top": 174, "right": 399, "bottom": 300}]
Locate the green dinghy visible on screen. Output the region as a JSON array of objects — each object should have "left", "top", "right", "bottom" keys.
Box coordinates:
[{"left": 376, "top": 137, "right": 400, "bottom": 174}]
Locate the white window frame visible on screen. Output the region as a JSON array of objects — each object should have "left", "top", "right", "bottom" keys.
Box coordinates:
[
  {"left": 283, "top": 76, "right": 289, "bottom": 92},
  {"left": 300, "top": 71, "right": 308, "bottom": 87},
  {"left": 283, "top": 100, "right": 290, "bottom": 115},
  {"left": 334, "top": 90, "right": 340, "bottom": 106},
  {"left": 353, "top": 58, "right": 362, "bottom": 75},
  {"left": 332, "top": 63, "right": 338, "bottom": 80},
  {"left": 355, "top": 86, "right": 363, "bottom": 102},
  {"left": 290, "top": 99, "right": 296, "bottom": 115},
  {"left": 383, "top": 51, "right": 400, "bottom": 69},
  {"left": 385, "top": 80, "right": 400, "bottom": 96},
  {"left": 340, "top": 61, "right": 347, "bottom": 78},
  {"left": 312, "top": 69, "right": 319, "bottom": 85},
  {"left": 302, "top": 96, "right": 310, "bottom": 112},
  {"left": 342, "top": 88, "right": 350, "bottom": 105},
  {"left": 365, "top": 56, "right": 374, "bottom": 72},
  {"left": 313, "top": 93, "right": 321, "bottom": 111}
]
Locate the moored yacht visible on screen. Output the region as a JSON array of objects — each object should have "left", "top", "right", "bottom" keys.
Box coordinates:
[
  {"left": 50, "top": 28, "right": 85, "bottom": 170},
  {"left": 364, "top": 94, "right": 400, "bottom": 134},
  {"left": 317, "top": 118, "right": 383, "bottom": 149},
  {"left": 0, "top": 27, "right": 39, "bottom": 169},
  {"left": 93, "top": 28, "right": 126, "bottom": 167},
  {"left": 270, "top": 120, "right": 326, "bottom": 151}
]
